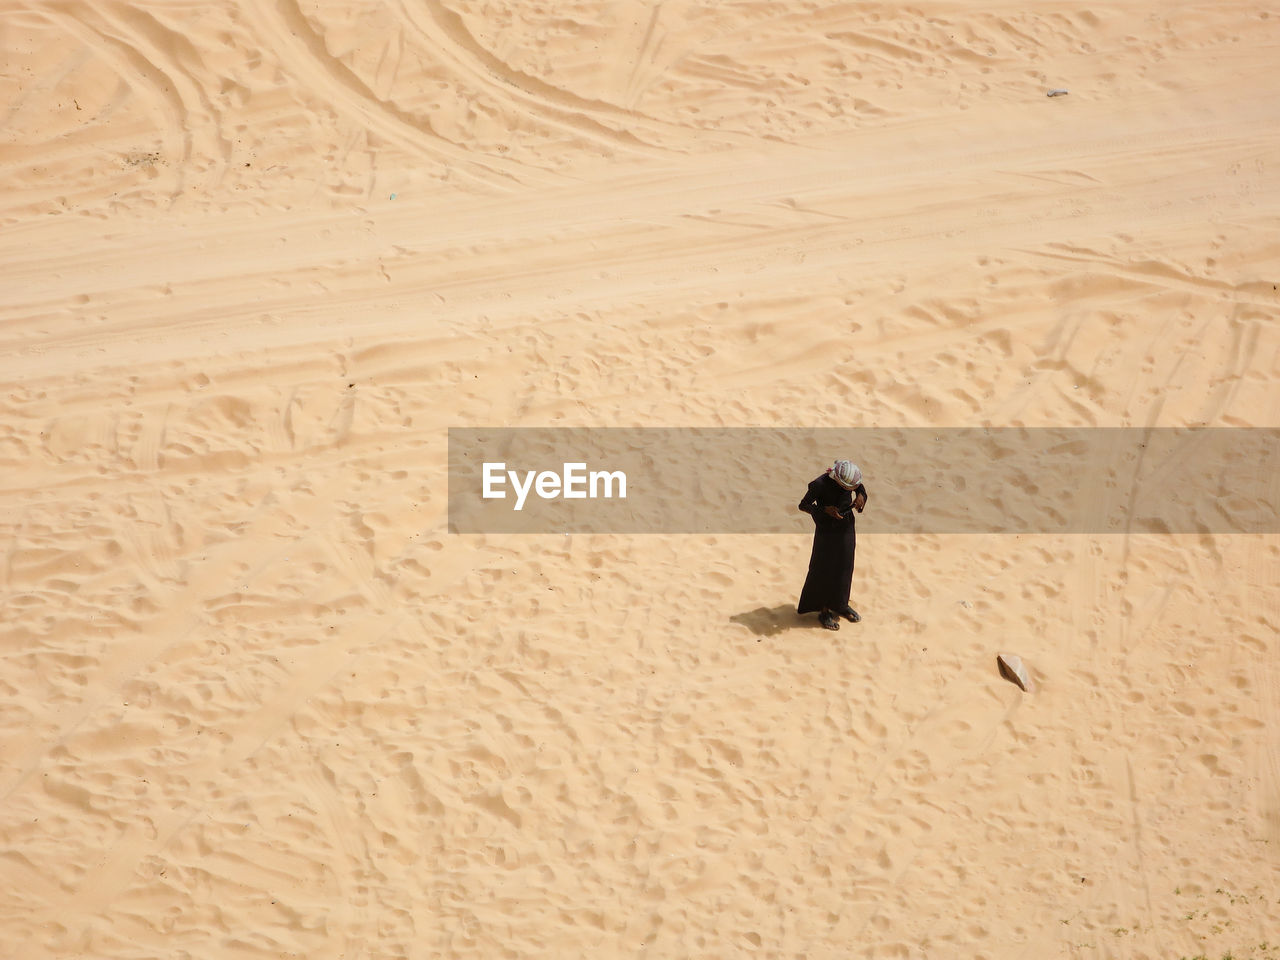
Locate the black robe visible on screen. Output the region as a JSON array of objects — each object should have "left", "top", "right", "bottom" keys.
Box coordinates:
[{"left": 797, "top": 474, "right": 866, "bottom": 614}]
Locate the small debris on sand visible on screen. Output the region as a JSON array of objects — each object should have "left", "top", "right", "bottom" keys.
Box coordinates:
[
  {"left": 1047, "top": 88, "right": 1070, "bottom": 97},
  {"left": 997, "top": 653, "right": 1033, "bottom": 692}
]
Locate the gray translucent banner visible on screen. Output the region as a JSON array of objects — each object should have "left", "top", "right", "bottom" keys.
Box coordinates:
[{"left": 448, "top": 428, "right": 1279, "bottom": 534}]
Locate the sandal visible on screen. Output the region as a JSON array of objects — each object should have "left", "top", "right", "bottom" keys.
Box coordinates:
[
  {"left": 839, "top": 606, "right": 861, "bottom": 623},
  {"left": 819, "top": 612, "right": 840, "bottom": 630}
]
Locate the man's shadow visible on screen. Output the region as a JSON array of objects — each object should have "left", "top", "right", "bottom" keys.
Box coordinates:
[{"left": 729, "top": 604, "right": 809, "bottom": 637}]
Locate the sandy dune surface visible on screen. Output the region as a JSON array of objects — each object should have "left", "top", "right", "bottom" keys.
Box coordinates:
[{"left": 2, "top": 2, "right": 1279, "bottom": 958}]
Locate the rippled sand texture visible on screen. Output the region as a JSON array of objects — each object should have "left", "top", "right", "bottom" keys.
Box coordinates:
[{"left": 2, "top": 2, "right": 1279, "bottom": 958}]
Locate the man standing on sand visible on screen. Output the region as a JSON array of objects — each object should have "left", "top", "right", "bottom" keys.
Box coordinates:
[{"left": 797, "top": 459, "right": 867, "bottom": 630}]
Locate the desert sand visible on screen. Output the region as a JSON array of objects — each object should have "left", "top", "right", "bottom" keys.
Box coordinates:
[{"left": 2, "top": 2, "right": 1279, "bottom": 958}]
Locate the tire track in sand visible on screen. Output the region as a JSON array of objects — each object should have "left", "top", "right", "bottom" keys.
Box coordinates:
[
  {"left": 392, "top": 0, "right": 702, "bottom": 156},
  {"left": 244, "top": 0, "right": 556, "bottom": 191},
  {"left": 87, "top": 0, "right": 233, "bottom": 167},
  {"left": 39, "top": 3, "right": 188, "bottom": 197}
]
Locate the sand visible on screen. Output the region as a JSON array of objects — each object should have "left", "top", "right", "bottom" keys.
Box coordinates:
[{"left": 2, "top": 2, "right": 1279, "bottom": 958}]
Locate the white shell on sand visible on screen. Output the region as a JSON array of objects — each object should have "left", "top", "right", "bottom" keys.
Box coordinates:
[{"left": 997, "top": 654, "right": 1033, "bottom": 692}]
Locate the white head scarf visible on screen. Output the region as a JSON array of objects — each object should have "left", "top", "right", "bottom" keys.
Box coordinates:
[{"left": 827, "top": 459, "right": 862, "bottom": 490}]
